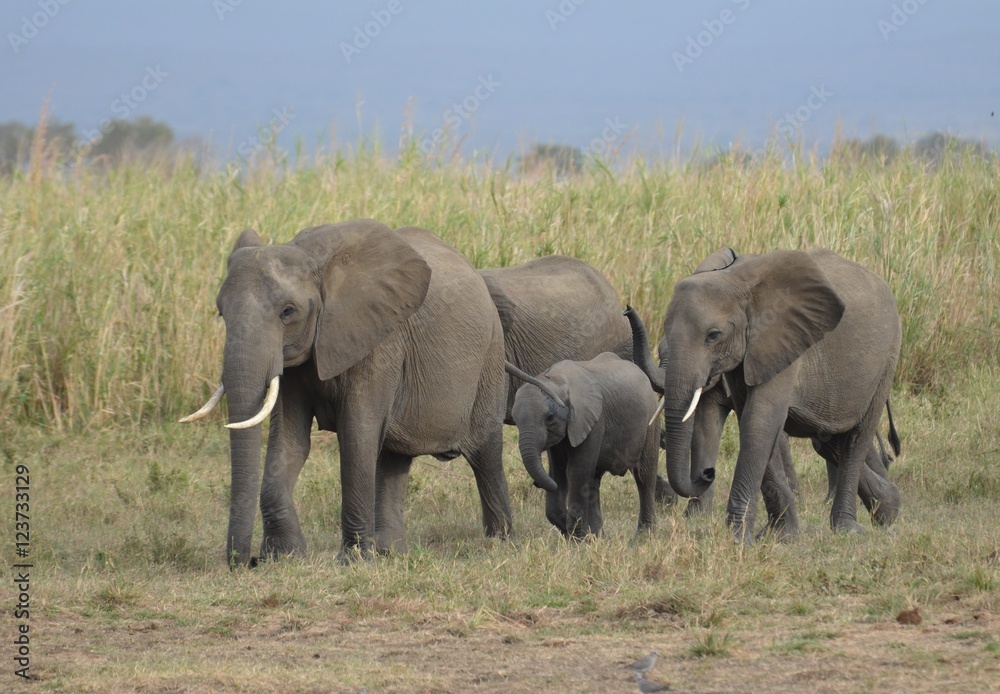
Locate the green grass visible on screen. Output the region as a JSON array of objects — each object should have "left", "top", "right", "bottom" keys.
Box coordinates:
[
  {"left": 1, "top": 146, "right": 997, "bottom": 429},
  {"left": 1, "top": 147, "right": 999, "bottom": 691}
]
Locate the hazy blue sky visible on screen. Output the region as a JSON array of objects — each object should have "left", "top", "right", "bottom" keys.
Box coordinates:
[{"left": 3, "top": 0, "right": 997, "bottom": 159}]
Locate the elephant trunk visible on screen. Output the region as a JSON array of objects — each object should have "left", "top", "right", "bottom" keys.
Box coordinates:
[
  {"left": 664, "top": 403, "right": 715, "bottom": 498},
  {"left": 518, "top": 431, "right": 558, "bottom": 493},
  {"left": 221, "top": 329, "right": 280, "bottom": 567},
  {"left": 625, "top": 306, "right": 665, "bottom": 393}
]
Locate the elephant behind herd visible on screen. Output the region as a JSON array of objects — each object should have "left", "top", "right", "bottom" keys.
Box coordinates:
[{"left": 181, "top": 219, "right": 903, "bottom": 564}]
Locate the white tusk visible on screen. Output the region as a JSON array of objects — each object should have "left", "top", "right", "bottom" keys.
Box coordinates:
[
  {"left": 648, "top": 396, "right": 665, "bottom": 427},
  {"left": 681, "top": 387, "right": 703, "bottom": 423},
  {"left": 178, "top": 384, "right": 225, "bottom": 423},
  {"left": 226, "top": 376, "right": 280, "bottom": 429}
]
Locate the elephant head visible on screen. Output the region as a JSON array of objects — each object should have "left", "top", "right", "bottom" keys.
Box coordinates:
[
  {"left": 507, "top": 361, "right": 602, "bottom": 493},
  {"left": 183, "top": 219, "right": 431, "bottom": 566},
  {"left": 629, "top": 250, "right": 845, "bottom": 499}
]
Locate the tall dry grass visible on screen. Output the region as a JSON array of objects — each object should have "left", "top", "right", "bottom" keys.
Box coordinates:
[{"left": 0, "top": 144, "right": 997, "bottom": 430}]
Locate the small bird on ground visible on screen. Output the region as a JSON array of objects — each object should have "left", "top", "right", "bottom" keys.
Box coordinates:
[
  {"left": 627, "top": 651, "right": 659, "bottom": 675},
  {"left": 634, "top": 672, "right": 671, "bottom": 692}
]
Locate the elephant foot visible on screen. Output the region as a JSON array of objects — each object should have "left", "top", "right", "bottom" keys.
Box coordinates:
[
  {"left": 374, "top": 534, "right": 409, "bottom": 555},
  {"left": 871, "top": 500, "right": 899, "bottom": 527},
  {"left": 861, "top": 480, "right": 901, "bottom": 528},
  {"left": 832, "top": 518, "right": 866, "bottom": 535},
  {"left": 727, "top": 518, "right": 755, "bottom": 546},
  {"left": 336, "top": 536, "right": 378, "bottom": 565},
  {"left": 684, "top": 495, "right": 713, "bottom": 517},
  {"left": 756, "top": 520, "right": 800, "bottom": 543},
  {"left": 260, "top": 534, "right": 307, "bottom": 563},
  {"left": 654, "top": 476, "right": 678, "bottom": 507}
]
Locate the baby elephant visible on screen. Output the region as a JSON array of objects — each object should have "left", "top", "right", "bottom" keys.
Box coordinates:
[{"left": 507, "top": 353, "right": 660, "bottom": 538}]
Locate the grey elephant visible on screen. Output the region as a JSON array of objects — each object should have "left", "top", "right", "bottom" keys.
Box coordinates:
[
  {"left": 480, "top": 255, "right": 686, "bottom": 507},
  {"left": 629, "top": 247, "right": 902, "bottom": 541},
  {"left": 506, "top": 354, "right": 659, "bottom": 538},
  {"left": 633, "top": 247, "right": 900, "bottom": 532},
  {"left": 478, "top": 255, "right": 634, "bottom": 423},
  {"left": 666, "top": 366, "right": 900, "bottom": 535},
  {"left": 181, "top": 220, "right": 512, "bottom": 565}
]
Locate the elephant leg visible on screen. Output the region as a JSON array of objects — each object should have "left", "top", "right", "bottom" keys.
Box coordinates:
[
  {"left": 374, "top": 451, "right": 413, "bottom": 554},
  {"left": 634, "top": 435, "right": 659, "bottom": 534},
  {"left": 827, "top": 429, "right": 868, "bottom": 533},
  {"left": 728, "top": 380, "right": 793, "bottom": 544},
  {"left": 587, "top": 470, "right": 605, "bottom": 536},
  {"left": 779, "top": 435, "right": 800, "bottom": 497},
  {"left": 654, "top": 472, "right": 678, "bottom": 507},
  {"left": 564, "top": 455, "right": 595, "bottom": 539},
  {"left": 545, "top": 448, "right": 569, "bottom": 534},
  {"left": 464, "top": 427, "right": 513, "bottom": 539},
  {"left": 858, "top": 443, "right": 901, "bottom": 526},
  {"left": 814, "top": 435, "right": 899, "bottom": 526},
  {"left": 259, "top": 394, "right": 312, "bottom": 561},
  {"left": 335, "top": 408, "right": 387, "bottom": 563},
  {"left": 758, "top": 433, "right": 799, "bottom": 540}
]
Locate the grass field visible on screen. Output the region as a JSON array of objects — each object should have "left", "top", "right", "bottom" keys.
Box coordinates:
[{"left": 1, "top": 145, "right": 999, "bottom": 692}]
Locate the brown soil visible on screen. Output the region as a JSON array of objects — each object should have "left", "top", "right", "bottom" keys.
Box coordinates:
[{"left": 10, "top": 606, "right": 998, "bottom": 693}]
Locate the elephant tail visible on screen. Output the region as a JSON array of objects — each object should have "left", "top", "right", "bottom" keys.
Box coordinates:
[{"left": 886, "top": 399, "right": 901, "bottom": 458}]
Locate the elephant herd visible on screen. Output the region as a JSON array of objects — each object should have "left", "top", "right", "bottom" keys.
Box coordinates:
[{"left": 181, "top": 219, "right": 903, "bottom": 566}]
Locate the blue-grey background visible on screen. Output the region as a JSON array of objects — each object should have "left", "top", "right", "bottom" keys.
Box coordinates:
[{"left": 3, "top": 0, "right": 997, "bottom": 159}]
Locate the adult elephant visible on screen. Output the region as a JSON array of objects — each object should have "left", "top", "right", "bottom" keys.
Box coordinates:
[
  {"left": 629, "top": 247, "right": 901, "bottom": 541},
  {"left": 181, "top": 220, "right": 512, "bottom": 566},
  {"left": 478, "top": 256, "right": 634, "bottom": 423}
]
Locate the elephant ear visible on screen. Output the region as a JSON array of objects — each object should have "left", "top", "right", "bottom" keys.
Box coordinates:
[
  {"left": 694, "top": 247, "right": 737, "bottom": 273},
  {"left": 739, "top": 251, "right": 846, "bottom": 387},
  {"left": 481, "top": 274, "right": 516, "bottom": 336},
  {"left": 562, "top": 363, "right": 603, "bottom": 447},
  {"left": 314, "top": 225, "right": 432, "bottom": 380},
  {"left": 232, "top": 228, "right": 263, "bottom": 252}
]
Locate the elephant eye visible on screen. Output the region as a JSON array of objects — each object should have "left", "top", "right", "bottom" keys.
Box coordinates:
[
  {"left": 280, "top": 305, "right": 296, "bottom": 320},
  {"left": 706, "top": 329, "right": 723, "bottom": 344}
]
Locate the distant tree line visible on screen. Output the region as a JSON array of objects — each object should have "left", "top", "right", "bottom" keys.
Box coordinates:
[
  {"left": 0, "top": 115, "right": 198, "bottom": 175},
  {"left": 1, "top": 115, "right": 994, "bottom": 177}
]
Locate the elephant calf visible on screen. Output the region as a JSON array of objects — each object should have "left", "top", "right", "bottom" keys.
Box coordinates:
[{"left": 507, "top": 354, "right": 659, "bottom": 538}]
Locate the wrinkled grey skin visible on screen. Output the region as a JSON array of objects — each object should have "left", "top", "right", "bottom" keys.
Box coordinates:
[
  {"left": 480, "top": 256, "right": 683, "bottom": 507},
  {"left": 211, "top": 220, "right": 511, "bottom": 566},
  {"left": 632, "top": 246, "right": 901, "bottom": 534},
  {"left": 630, "top": 248, "right": 901, "bottom": 542},
  {"left": 479, "top": 256, "right": 634, "bottom": 422},
  {"left": 511, "top": 353, "right": 659, "bottom": 538}
]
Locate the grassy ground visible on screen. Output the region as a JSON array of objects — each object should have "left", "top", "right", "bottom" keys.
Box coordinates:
[
  {"left": 2, "top": 368, "right": 999, "bottom": 692},
  {"left": 1, "top": 149, "right": 998, "bottom": 691}
]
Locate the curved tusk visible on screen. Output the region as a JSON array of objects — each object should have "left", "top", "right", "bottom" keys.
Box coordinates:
[
  {"left": 226, "top": 376, "right": 280, "bottom": 430},
  {"left": 178, "top": 384, "right": 225, "bottom": 423},
  {"left": 681, "top": 387, "right": 703, "bottom": 423},
  {"left": 648, "top": 395, "right": 665, "bottom": 427}
]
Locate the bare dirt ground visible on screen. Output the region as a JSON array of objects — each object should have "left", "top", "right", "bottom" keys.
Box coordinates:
[{"left": 11, "top": 603, "right": 998, "bottom": 693}]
